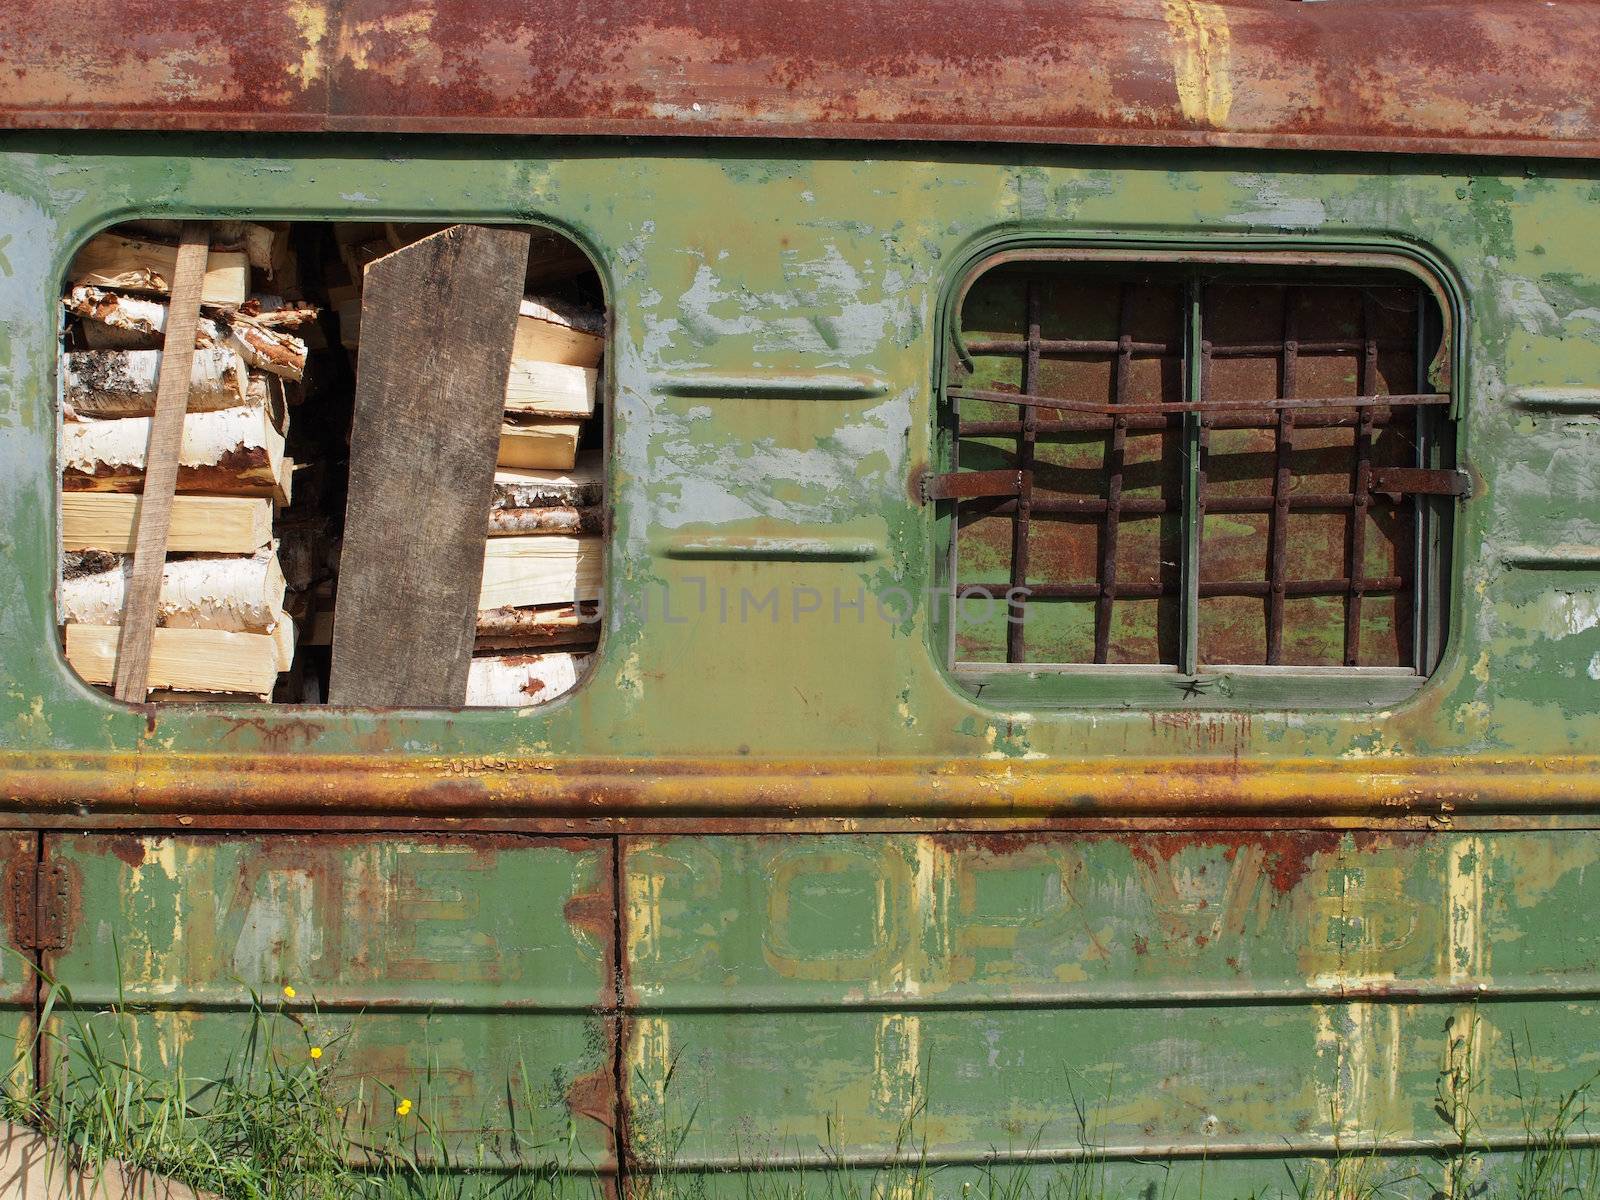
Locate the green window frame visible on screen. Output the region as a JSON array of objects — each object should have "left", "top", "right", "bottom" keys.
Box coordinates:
[{"left": 931, "top": 245, "right": 1463, "bottom": 709}]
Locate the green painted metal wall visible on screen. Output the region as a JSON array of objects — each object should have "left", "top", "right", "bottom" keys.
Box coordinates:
[{"left": 0, "top": 134, "right": 1598, "bottom": 1195}]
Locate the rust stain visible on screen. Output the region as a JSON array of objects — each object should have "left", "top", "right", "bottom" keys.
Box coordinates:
[
  {"left": 1122, "top": 830, "right": 1342, "bottom": 895},
  {"left": 1, "top": 2, "right": 1598, "bottom": 159}
]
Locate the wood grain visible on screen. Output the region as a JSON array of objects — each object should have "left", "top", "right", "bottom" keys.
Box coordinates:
[
  {"left": 111, "top": 222, "right": 210, "bottom": 702},
  {"left": 328, "top": 224, "right": 531, "bottom": 706}
]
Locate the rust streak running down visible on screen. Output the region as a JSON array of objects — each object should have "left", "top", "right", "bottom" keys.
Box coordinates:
[{"left": 4, "top": 2, "right": 1600, "bottom": 159}]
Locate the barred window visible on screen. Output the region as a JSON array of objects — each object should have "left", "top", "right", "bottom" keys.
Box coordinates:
[{"left": 933, "top": 252, "right": 1461, "bottom": 706}]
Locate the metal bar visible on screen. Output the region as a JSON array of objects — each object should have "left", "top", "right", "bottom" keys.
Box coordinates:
[
  {"left": 958, "top": 410, "right": 1404, "bottom": 436},
  {"left": 978, "top": 491, "right": 1418, "bottom": 518},
  {"left": 965, "top": 336, "right": 1175, "bottom": 355},
  {"left": 1346, "top": 293, "right": 1377, "bottom": 666},
  {"left": 959, "top": 578, "right": 1405, "bottom": 601},
  {"left": 1266, "top": 289, "right": 1297, "bottom": 665},
  {"left": 1006, "top": 282, "right": 1041, "bottom": 663},
  {"left": 1179, "top": 279, "right": 1204, "bottom": 675},
  {"left": 1208, "top": 337, "right": 1415, "bottom": 357},
  {"left": 946, "top": 385, "right": 1449, "bottom": 416},
  {"left": 1094, "top": 286, "right": 1133, "bottom": 663}
]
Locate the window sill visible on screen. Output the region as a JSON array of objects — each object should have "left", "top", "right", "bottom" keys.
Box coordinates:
[{"left": 953, "top": 664, "right": 1425, "bottom": 710}]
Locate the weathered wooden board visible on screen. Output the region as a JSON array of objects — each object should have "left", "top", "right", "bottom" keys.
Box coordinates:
[
  {"left": 111, "top": 222, "right": 210, "bottom": 702},
  {"left": 328, "top": 224, "right": 530, "bottom": 706}
]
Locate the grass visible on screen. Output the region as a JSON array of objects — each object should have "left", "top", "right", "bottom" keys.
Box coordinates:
[{"left": 2, "top": 979, "right": 1598, "bottom": 1200}]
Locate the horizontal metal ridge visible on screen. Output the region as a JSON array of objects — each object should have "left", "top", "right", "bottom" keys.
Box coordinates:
[
  {"left": 655, "top": 535, "right": 882, "bottom": 561},
  {"left": 1508, "top": 386, "right": 1600, "bottom": 412},
  {"left": 657, "top": 372, "right": 889, "bottom": 401},
  {"left": 1502, "top": 545, "right": 1600, "bottom": 569}
]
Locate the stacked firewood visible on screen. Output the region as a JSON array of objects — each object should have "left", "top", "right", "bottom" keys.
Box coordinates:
[{"left": 57, "top": 224, "right": 315, "bottom": 701}]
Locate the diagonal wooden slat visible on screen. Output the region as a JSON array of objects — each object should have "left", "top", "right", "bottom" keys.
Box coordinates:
[{"left": 111, "top": 221, "right": 210, "bottom": 703}]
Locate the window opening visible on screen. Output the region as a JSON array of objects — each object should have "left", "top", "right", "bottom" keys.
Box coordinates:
[
  {"left": 936, "top": 257, "right": 1460, "bottom": 694},
  {"left": 57, "top": 220, "right": 606, "bottom": 707}
]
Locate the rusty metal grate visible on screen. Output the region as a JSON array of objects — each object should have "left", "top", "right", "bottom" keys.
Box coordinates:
[{"left": 939, "top": 265, "right": 1458, "bottom": 674}]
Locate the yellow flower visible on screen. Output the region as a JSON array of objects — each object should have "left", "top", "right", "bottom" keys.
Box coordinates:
[
  {"left": 282, "top": 985, "right": 296, "bottom": 1000},
  {"left": 309, "top": 1046, "right": 323, "bottom": 1060},
  {"left": 395, "top": 1098, "right": 413, "bottom": 1117}
]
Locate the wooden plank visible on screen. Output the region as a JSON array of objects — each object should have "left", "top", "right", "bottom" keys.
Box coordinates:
[
  {"left": 328, "top": 224, "right": 531, "bottom": 706},
  {"left": 61, "top": 494, "right": 272, "bottom": 553},
  {"left": 68, "top": 625, "right": 279, "bottom": 698},
  {"left": 111, "top": 222, "right": 209, "bottom": 703}
]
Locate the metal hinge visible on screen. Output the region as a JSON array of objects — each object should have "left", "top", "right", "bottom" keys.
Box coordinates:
[
  {"left": 1369, "top": 467, "right": 1472, "bottom": 499},
  {"left": 920, "top": 468, "right": 1030, "bottom": 503},
  {"left": 8, "top": 859, "right": 69, "bottom": 952}
]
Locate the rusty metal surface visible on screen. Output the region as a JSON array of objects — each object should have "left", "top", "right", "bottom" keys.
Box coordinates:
[
  {"left": 5, "top": 2, "right": 1600, "bottom": 158},
  {"left": 2, "top": 750, "right": 1600, "bottom": 820}
]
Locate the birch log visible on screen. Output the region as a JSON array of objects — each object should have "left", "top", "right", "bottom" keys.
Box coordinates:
[
  {"left": 58, "top": 549, "right": 287, "bottom": 632},
  {"left": 487, "top": 506, "right": 601, "bottom": 535},
  {"left": 475, "top": 602, "right": 600, "bottom": 650},
  {"left": 60, "top": 406, "right": 286, "bottom": 495},
  {"left": 492, "top": 453, "right": 603, "bottom": 509},
  {"left": 63, "top": 347, "right": 249, "bottom": 416},
  {"left": 66, "top": 288, "right": 310, "bottom": 380},
  {"left": 465, "top": 652, "right": 591, "bottom": 707}
]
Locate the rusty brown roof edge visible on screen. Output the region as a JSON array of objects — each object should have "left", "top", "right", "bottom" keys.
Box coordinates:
[
  {"left": 4, "top": 0, "right": 1600, "bottom": 162},
  {"left": 5, "top": 113, "right": 1600, "bottom": 163}
]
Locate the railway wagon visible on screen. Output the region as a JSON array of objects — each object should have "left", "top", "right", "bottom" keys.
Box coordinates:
[{"left": 3, "top": 2, "right": 1600, "bottom": 1195}]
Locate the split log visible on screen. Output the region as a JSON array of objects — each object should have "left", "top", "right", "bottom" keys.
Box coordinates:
[
  {"left": 69, "top": 233, "right": 248, "bottom": 307},
  {"left": 58, "top": 548, "right": 287, "bottom": 633},
  {"left": 504, "top": 361, "right": 597, "bottom": 417},
  {"left": 465, "top": 652, "right": 591, "bottom": 707},
  {"left": 238, "top": 296, "right": 321, "bottom": 331},
  {"left": 115, "top": 218, "right": 283, "bottom": 275},
  {"left": 475, "top": 602, "right": 600, "bottom": 650},
  {"left": 492, "top": 452, "right": 603, "bottom": 509},
  {"left": 66, "top": 288, "right": 310, "bottom": 380},
  {"left": 61, "top": 405, "right": 287, "bottom": 496},
  {"left": 479, "top": 534, "right": 602, "bottom": 610},
  {"left": 498, "top": 419, "right": 582, "bottom": 470},
  {"left": 63, "top": 347, "right": 249, "bottom": 416},
  {"left": 65, "top": 624, "right": 280, "bottom": 698},
  {"left": 487, "top": 505, "right": 601, "bottom": 536},
  {"left": 61, "top": 493, "right": 273, "bottom": 553},
  {"left": 515, "top": 295, "right": 603, "bottom": 368}
]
